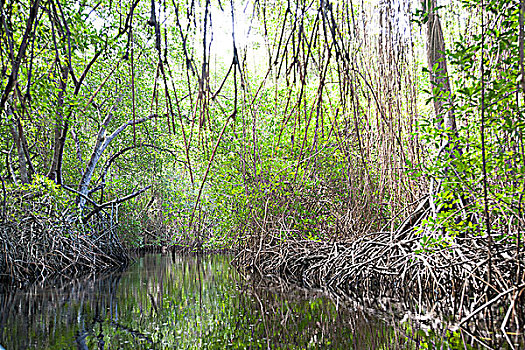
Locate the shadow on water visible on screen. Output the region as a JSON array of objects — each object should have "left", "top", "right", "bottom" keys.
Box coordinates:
[{"left": 0, "top": 253, "right": 477, "bottom": 349}]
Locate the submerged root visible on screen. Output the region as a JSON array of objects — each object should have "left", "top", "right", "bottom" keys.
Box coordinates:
[{"left": 234, "top": 199, "right": 525, "bottom": 347}]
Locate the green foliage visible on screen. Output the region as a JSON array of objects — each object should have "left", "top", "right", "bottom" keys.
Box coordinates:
[
  {"left": 2, "top": 0, "right": 522, "bottom": 249},
  {"left": 415, "top": 0, "right": 524, "bottom": 240},
  {"left": 4, "top": 175, "right": 72, "bottom": 224}
]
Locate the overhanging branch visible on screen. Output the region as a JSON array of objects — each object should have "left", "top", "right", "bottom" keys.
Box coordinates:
[{"left": 83, "top": 185, "right": 152, "bottom": 223}]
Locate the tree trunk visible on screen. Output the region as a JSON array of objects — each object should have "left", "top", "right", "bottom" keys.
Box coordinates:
[
  {"left": 424, "top": 0, "right": 462, "bottom": 219},
  {"left": 77, "top": 109, "right": 157, "bottom": 209},
  {"left": 518, "top": 0, "right": 525, "bottom": 92},
  {"left": 77, "top": 105, "right": 117, "bottom": 208},
  {"left": 47, "top": 65, "right": 69, "bottom": 184},
  {"left": 7, "top": 103, "right": 29, "bottom": 184},
  {"left": 424, "top": 0, "right": 455, "bottom": 132},
  {"left": 0, "top": 0, "right": 41, "bottom": 112}
]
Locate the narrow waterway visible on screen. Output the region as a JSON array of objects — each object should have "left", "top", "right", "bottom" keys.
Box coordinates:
[{"left": 0, "top": 253, "right": 433, "bottom": 349}]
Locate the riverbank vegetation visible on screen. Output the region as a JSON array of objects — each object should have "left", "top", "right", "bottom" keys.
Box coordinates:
[
  {"left": 1, "top": 0, "right": 524, "bottom": 346},
  {"left": 0, "top": 175, "right": 129, "bottom": 287}
]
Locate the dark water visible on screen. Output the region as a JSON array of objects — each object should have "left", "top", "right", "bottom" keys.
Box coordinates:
[{"left": 0, "top": 253, "right": 443, "bottom": 349}]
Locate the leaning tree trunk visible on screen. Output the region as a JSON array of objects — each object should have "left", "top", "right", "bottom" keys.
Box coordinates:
[
  {"left": 76, "top": 106, "right": 157, "bottom": 210},
  {"left": 424, "top": 0, "right": 461, "bottom": 217},
  {"left": 425, "top": 0, "right": 455, "bottom": 131}
]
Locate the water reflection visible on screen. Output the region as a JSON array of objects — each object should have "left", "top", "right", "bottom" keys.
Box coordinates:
[{"left": 1, "top": 254, "right": 419, "bottom": 349}]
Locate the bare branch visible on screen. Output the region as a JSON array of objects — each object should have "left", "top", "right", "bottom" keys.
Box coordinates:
[{"left": 83, "top": 185, "right": 152, "bottom": 222}]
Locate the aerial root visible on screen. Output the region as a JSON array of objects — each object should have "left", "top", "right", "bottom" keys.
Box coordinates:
[
  {"left": 0, "top": 188, "right": 129, "bottom": 288},
  {"left": 233, "top": 200, "right": 524, "bottom": 345}
]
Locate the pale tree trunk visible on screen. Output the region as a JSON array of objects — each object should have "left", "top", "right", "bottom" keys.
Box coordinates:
[
  {"left": 77, "top": 107, "right": 118, "bottom": 208},
  {"left": 397, "top": 0, "right": 460, "bottom": 234},
  {"left": 424, "top": 0, "right": 456, "bottom": 131},
  {"left": 424, "top": 0, "right": 462, "bottom": 218},
  {"left": 77, "top": 104, "right": 157, "bottom": 209}
]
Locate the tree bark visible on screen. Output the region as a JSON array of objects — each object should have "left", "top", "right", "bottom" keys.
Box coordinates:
[
  {"left": 424, "top": 0, "right": 455, "bottom": 131},
  {"left": 518, "top": 0, "right": 525, "bottom": 92},
  {"left": 0, "top": 0, "right": 41, "bottom": 112},
  {"left": 424, "top": 0, "right": 463, "bottom": 220},
  {"left": 47, "top": 65, "right": 69, "bottom": 184},
  {"left": 7, "top": 103, "right": 29, "bottom": 184},
  {"left": 77, "top": 110, "right": 158, "bottom": 209}
]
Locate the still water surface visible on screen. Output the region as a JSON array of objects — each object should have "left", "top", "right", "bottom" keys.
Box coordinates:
[{"left": 0, "top": 253, "right": 417, "bottom": 349}]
